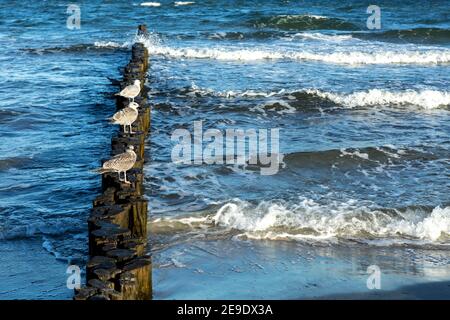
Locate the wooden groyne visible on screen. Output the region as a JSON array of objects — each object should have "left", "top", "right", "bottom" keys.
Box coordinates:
[{"left": 74, "top": 25, "right": 151, "bottom": 300}]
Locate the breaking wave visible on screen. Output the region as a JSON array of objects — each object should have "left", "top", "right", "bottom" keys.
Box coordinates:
[
  {"left": 304, "top": 89, "right": 450, "bottom": 110},
  {"left": 35, "top": 33, "right": 448, "bottom": 65},
  {"left": 166, "top": 85, "right": 450, "bottom": 110},
  {"left": 139, "top": 38, "right": 450, "bottom": 65},
  {"left": 152, "top": 200, "right": 450, "bottom": 246}
]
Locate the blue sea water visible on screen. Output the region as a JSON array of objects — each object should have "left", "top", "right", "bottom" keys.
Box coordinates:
[{"left": 0, "top": 0, "right": 449, "bottom": 299}]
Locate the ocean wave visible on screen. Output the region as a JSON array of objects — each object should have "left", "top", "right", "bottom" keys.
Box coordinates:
[
  {"left": 354, "top": 28, "right": 450, "bottom": 44},
  {"left": 250, "top": 14, "right": 358, "bottom": 31},
  {"left": 0, "top": 218, "right": 83, "bottom": 240},
  {"left": 170, "top": 85, "right": 289, "bottom": 99},
  {"left": 283, "top": 145, "right": 442, "bottom": 168},
  {"left": 23, "top": 41, "right": 130, "bottom": 54},
  {"left": 306, "top": 89, "right": 450, "bottom": 110},
  {"left": 151, "top": 200, "right": 450, "bottom": 246},
  {"left": 140, "top": 39, "right": 450, "bottom": 65},
  {"left": 165, "top": 85, "right": 450, "bottom": 110},
  {"left": 176, "top": 30, "right": 354, "bottom": 42},
  {"left": 204, "top": 30, "right": 281, "bottom": 41},
  {"left": 292, "top": 32, "right": 354, "bottom": 42}
]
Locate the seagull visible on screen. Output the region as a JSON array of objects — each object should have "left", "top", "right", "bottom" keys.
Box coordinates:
[
  {"left": 109, "top": 102, "right": 139, "bottom": 134},
  {"left": 115, "top": 80, "right": 141, "bottom": 102},
  {"left": 93, "top": 146, "right": 137, "bottom": 184}
]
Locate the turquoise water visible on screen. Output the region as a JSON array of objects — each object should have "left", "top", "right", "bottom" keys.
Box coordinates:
[{"left": 0, "top": 1, "right": 449, "bottom": 299}]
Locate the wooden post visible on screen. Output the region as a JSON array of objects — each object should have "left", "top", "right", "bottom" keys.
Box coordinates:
[{"left": 74, "top": 25, "right": 152, "bottom": 300}]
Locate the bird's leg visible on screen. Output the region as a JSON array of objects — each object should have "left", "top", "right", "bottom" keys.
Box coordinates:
[
  {"left": 129, "top": 124, "right": 134, "bottom": 134},
  {"left": 124, "top": 171, "right": 131, "bottom": 184},
  {"left": 117, "top": 171, "right": 123, "bottom": 182}
]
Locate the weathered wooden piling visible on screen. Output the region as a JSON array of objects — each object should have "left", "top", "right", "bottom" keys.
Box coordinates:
[{"left": 74, "top": 25, "right": 151, "bottom": 300}]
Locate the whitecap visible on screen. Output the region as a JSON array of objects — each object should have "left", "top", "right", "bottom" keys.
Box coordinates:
[
  {"left": 140, "top": 2, "right": 161, "bottom": 7},
  {"left": 138, "top": 36, "right": 450, "bottom": 65},
  {"left": 94, "top": 41, "right": 128, "bottom": 48},
  {"left": 174, "top": 1, "right": 195, "bottom": 6},
  {"left": 293, "top": 32, "right": 354, "bottom": 42},
  {"left": 307, "top": 88, "right": 450, "bottom": 109},
  {"left": 151, "top": 199, "right": 450, "bottom": 246}
]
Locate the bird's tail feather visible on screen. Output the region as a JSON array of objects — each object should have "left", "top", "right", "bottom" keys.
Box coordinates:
[{"left": 91, "top": 168, "right": 110, "bottom": 174}]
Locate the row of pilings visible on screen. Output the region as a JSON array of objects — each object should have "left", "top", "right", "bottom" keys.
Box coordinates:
[{"left": 74, "top": 25, "right": 152, "bottom": 300}]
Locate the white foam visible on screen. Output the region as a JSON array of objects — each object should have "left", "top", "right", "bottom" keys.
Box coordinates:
[
  {"left": 266, "top": 14, "right": 328, "bottom": 22},
  {"left": 211, "top": 199, "right": 450, "bottom": 244},
  {"left": 295, "top": 50, "right": 450, "bottom": 65},
  {"left": 293, "top": 32, "right": 353, "bottom": 42},
  {"left": 196, "top": 87, "right": 286, "bottom": 99},
  {"left": 152, "top": 200, "right": 450, "bottom": 245},
  {"left": 140, "top": 2, "right": 161, "bottom": 7},
  {"left": 153, "top": 215, "right": 209, "bottom": 226},
  {"left": 387, "top": 206, "right": 450, "bottom": 241},
  {"left": 307, "top": 14, "right": 328, "bottom": 19},
  {"left": 307, "top": 88, "right": 450, "bottom": 109},
  {"left": 174, "top": 1, "right": 195, "bottom": 6},
  {"left": 340, "top": 148, "right": 370, "bottom": 160},
  {"left": 94, "top": 41, "right": 128, "bottom": 48}
]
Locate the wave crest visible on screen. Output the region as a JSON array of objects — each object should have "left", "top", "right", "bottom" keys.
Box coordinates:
[
  {"left": 306, "top": 89, "right": 450, "bottom": 110},
  {"left": 251, "top": 14, "right": 358, "bottom": 31},
  {"left": 152, "top": 200, "right": 450, "bottom": 246},
  {"left": 355, "top": 28, "right": 450, "bottom": 44},
  {"left": 141, "top": 42, "right": 450, "bottom": 65},
  {"left": 165, "top": 85, "right": 450, "bottom": 110}
]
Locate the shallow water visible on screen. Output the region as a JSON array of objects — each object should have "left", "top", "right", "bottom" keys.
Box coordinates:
[{"left": 0, "top": 0, "right": 449, "bottom": 299}]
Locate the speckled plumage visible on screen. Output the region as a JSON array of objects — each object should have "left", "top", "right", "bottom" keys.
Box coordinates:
[
  {"left": 110, "top": 102, "right": 139, "bottom": 133},
  {"left": 97, "top": 146, "right": 137, "bottom": 183},
  {"left": 103, "top": 149, "right": 136, "bottom": 172}
]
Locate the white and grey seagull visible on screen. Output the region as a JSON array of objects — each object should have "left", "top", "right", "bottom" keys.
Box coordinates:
[
  {"left": 93, "top": 145, "right": 137, "bottom": 184},
  {"left": 109, "top": 101, "right": 139, "bottom": 134},
  {"left": 115, "top": 79, "right": 141, "bottom": 102}
]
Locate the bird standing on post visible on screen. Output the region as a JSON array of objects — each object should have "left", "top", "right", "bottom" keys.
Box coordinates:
[
  {"left": 109, "top": 102, "right": 139, "bottom": 134},
  {"left": 116, "top": 79, "right": 141, "bottom": 102},
  {"left": 93, "top": 145, "right": 137, "bottom": 184}
]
